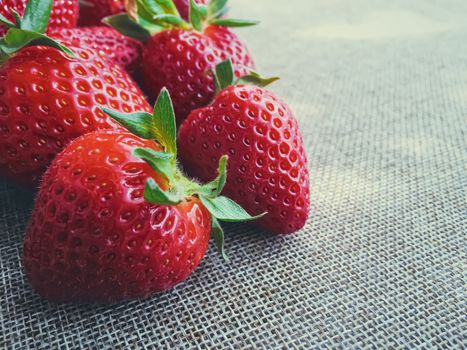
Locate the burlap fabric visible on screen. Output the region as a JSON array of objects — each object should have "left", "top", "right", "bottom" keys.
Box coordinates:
[{"left": 1, "top": 0, "right": 465, "bottom": 348}]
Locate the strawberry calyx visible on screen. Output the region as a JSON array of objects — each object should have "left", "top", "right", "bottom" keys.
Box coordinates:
[
  {"left": 0, "top": 0, "right": 75, "bottom": 64},
  {"left": 213, "top": 59, "right": 280, "bottom": 94},
  {"left": 102, "top": 88, "right": 265, "bottom": 262},
  {"left": 105, "top": 0, "right": 258, "bottom": 42}
]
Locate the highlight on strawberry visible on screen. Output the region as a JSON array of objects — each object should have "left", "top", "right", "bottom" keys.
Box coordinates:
[
  {"left": 49, "top": 26, "right": 144, "bottom": 73},
  {"left": 178, "top": 60, "right": 311, "bottom": 234},
  {"left": 0, "top": 0, "right": 79, "bottom": 37},
  {"left": 0, "top": 0, "right": 151, "bottom": 184},
  {"left": 23, "top": 88, "right": 263, "bottom": 303},
  {"left": 106, "top": 0, "right": 257, "bottom": 123}
]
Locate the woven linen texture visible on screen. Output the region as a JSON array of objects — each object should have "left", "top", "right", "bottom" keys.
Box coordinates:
[{"left": 1, "top": 0, "right": 466, "bottom": 348}]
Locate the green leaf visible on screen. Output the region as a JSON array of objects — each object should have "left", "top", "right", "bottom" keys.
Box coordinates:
[
  {"left": 11, "top": 10, "right": 22, "bottom": 29},
  {"left": 152, "top": 14, "right": 186, "bottom": 26},
  {"left": 107, "top": 0, "right": 186, "bottom": 35},
  {"left": 189, "top": 0, "right": 208, "bottom": 31},
  {"left": 0, "top": 13, "right": 15, "bottom": 28},
  {"left": 0, "top": 48, "right": 9, "bottom": 65},
  {"left": 101, "top": 108, "right": 156, "bottom": 139},
  {"left": 140, "top": 0, "right": 180, "bottom": 16},
  {"left": 137, "top": 0, "right": 162, "bottom": 23},
  {"left": 208, "top": 0, "right": 228, "bottom": 18},
  {"left": 198, "top": 155, "right": 228, "bottom": 197},
  {"left": 214, "top": 59, "right": 234, "bottom": 92},
  {"left": 211, "top": 217, "right": 229, "bottom": 262},
  {"left": 102, "top": 89, "right": 177, "bottom": 155},
  {"left": 104, "top": 14, "right": 151, "bottom": 41},
  {"left": 210, "top": 18, "right": 259, "bottom": 27},
  {"left": 237, "top": 71, "right": 280, "bottom": 88},
  {"left": 135, "top": 0, "right": 186, "bottom": 33},
  {"left": 144, "top": 178, "right": 182, "bottom": 205},
  {"left": 152, "top": 88, "right": 177, "bottom": 156},
  {"left": 200, "top": 195, "right": 266, "bottom": 222},
  {"left": 21, "top": 0, "right": 53, "bottom": 33},
  {"left": 139, "top": 0, "right": 164, "bottom": 16},
  {"left": 133, "top": 147, "right": 175, "bottom": 183},
  {"left": 0, "top": 28, "right": 75, "bottom": 60},
  {"left": 138, "top": 18, "right": 167, "bottom": 35}
]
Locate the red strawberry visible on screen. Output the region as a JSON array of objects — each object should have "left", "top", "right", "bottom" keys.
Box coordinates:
[
  {"left": 78, "top": 0, "right": 125, "bottom": 26},
  {"left": 0, "top": 0, "right": 79, "bottom": 37},
  {"left": 178, "top": 61, "right": 310, "bottom": 234},
  {"left": 50, "top": 26, "right": 143, "bottom": 73},
  {"left": 0, "top": 1, "right": 151, "bottom": 184},
  {"left": 23, "top": 89, "right": 261, "bottom": 303},
  {"left": 108, "top": 0, "right": 257, "bottom": 123},
  {"left": 24, "top": 131, "right": 211, "bottom": 302}
]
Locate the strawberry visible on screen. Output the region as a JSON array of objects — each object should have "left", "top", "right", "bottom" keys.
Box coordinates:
[
  {"left": 78, "top": 0, "right": 125, "bottom": 27},
  {"left": 0, "top": 0, "right": 151, "bottom": 184},
  {"left": 178, "top": 60, "right": 310, "bottom": 234},
  {"left": 107, "top": 0, "right": 257, "bottom": 123},
  {"left": 0, "top": 0, "right": 79, "bottom": 37},
  {"left": 23, "top": 89, "right": 261, "bottom": 303},
  {"left": 50, "top": 26, "right": 143, "bottom": 73}
]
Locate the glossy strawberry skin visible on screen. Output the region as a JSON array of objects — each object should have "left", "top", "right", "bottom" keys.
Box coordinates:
[
  {"left": 23, "top": 131, "right": 211, "bottom": 303},
  {"left": 0, "top": 0, "right": 79, "bottom": 37},
  {"left": 78, "top": 0, "right": 125, "bottom": 26},
  {"left": 173, "top": 0, "right": 208, "bottom": 21},
  {"left": 50, "top": 26, "right": 143, "bottom": 73},
  {"left": 178, "top": 85, "right": 310, "bottom": 234},
  {"left": 142, "top": 26, "right": 255, "bottom": 123},
  {"left": 0, "top": 45, "right": 151, "bottom": 184}
]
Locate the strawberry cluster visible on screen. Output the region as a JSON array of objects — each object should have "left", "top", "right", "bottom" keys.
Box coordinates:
[{"left": 0, "top": 0, "right": 310, "bottom": 303}]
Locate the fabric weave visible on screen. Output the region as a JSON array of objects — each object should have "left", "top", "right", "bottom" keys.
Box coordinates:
[{"left": 1, "top": 0, "right": 466, "bottom": 348}]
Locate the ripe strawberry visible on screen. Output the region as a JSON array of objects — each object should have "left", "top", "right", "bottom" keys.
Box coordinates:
[
  {"left": 50, "top": 26, "right": 143, "bottom": 73},
  {"left": 178, "top": 61, "right": 310, "bottom": 234},
  {"left": 0, "top": 0, "right": 151, "bottom": 184},
  {"left": 78, "top": 0, "right": 125, "bottom": 26},
  {"left": 0, "top": 0, "right": 79, "bottom": 37},
  {"left": 108, "top": 0, "right": 257, "bottom": 123},
  {"left": 23, "top": 89, "right": 261, "bottom": 303}
]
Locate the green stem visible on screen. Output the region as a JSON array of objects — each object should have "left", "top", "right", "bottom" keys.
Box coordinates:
[{"left": 0, "top": 50, "right": 10, "bottom": 65}]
